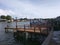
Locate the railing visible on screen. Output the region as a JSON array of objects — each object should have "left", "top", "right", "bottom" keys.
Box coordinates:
[{"left": 42, "top": 28, "right": 53, "bottom": 45}]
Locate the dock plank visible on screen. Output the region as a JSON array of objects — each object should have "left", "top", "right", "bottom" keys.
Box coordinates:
[{"left": 5, "top": 27, "right": 47, "bottom": 33}]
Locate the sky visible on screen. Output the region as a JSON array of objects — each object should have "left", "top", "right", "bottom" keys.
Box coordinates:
[{"left": 0, "top": 0, "right": 60, "bottom": 19}]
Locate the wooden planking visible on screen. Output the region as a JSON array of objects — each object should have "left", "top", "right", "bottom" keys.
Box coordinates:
[
  {"left": 5, "top": 27, "right": 40, "bottom": 33},
  {"left": 5, "top": 27, "right": 48, "bottom": 34}
]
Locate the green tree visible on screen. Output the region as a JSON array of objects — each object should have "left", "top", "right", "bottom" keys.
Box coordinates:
[
  {"left": 6, "top": 15, "right": 12, "bottom": 20},
  {"left": 0, "top": 15, "right": 6, "bottom": 19},
  {"left": 24, "top": 18, "right": 27, "bottom": 20}
]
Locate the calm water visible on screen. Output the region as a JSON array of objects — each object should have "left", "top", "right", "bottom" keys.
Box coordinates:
[{"left": 0, "top": 21, "right": 30, "bottom": 45}]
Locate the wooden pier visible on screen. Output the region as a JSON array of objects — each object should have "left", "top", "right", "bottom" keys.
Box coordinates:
[
  {"left": 5, "top": 26, "right": 48, "bottom": 34},
  {"left": 5, "top": 26, "right": 50, "bottom": 45},
  {"left": 4, "top": 18, "right": 52, "bottom": 45}
]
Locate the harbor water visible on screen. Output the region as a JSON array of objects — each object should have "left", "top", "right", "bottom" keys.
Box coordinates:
[{"left": 0, "top": 21, "right": 30, "bottom": 45}]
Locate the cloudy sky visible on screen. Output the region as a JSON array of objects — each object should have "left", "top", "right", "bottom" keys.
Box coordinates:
[{"left": 0, "top": 0, "right": 60, "bottom": 18}]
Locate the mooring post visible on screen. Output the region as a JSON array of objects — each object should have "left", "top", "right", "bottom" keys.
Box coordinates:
[
  {"left": 5, "top": 27, "right": 8, "bottom": 33},
  {"left": 13, "top": 17, "right": 18, "bottom": 38},
  {"left": 16, "top": 17, "right": 18, "bottom": 30},
  {"left": 39, "top": 26, "right": 41, "bottom": 44},
  {"left": 16, "top": 17, "right": 19, "bottom": 39},
  {"left": 5, "top": 25, "right": 9, "bottom": 33},
  {"left": 34, "top": 26, "right": 36, "bottom": 39},
  {"left": 5, "top": 28, "right": 6, "bottom": 32},
  {"left": 34, "top": 26, "right": 35, "bottom": 32},
  {"left": 24, "top": 25, "right": 26, "bottom": 45},
  {"left": 39, "top": 27, "right": 41, "bottom": 34},
  {"left": 24, "top": 25, "right": 25, "bottom": 32},
  {"left": 30, "top": 19, "right": 31, "bottom": 27}
]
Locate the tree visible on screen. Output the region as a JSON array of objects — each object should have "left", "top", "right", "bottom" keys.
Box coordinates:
[
  {"left": 0, "top": 15, "right": 6, "bottom": 19},
  {"left": 24, "top": 18, "right": 27, "bottom": 20},
  {"left": 6, "top": 15, "right": 12, "bottom": 20}
]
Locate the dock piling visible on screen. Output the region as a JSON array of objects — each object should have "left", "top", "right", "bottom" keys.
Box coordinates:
[
  {"left": 5, "top": 27, "right": 8, "bottom": 33},
  {"left": 23, "top": 25, "right": 26, "bottom": 45}
]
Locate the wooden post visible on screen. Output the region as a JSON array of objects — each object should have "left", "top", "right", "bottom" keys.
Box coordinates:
[
  {"left": 39, "top": 26, "right": 41, "bottom": 34},
  {"left": 39, "top": 26, "right": 41, "bottom": 44},
  {"left": 34, "top": 26, "right": 35, "bottom": 39},
  {"left": 5, "top": 28, "right": 8, "bottom": 33},
  {"left": 30, "top": 19, "right": 31, "bottom": 27},
  {"left": 16, "top": 17, "right": 20, "bottom": 40},
  {"left": 46, "top": 27, "right": 48, "bottom": 35},
  {"left": 15, "top": 17, "right": 17, "bottom": 27},
  {"left": 30, "top": 33, "right": 32, "bottom": 40},
  {"left": 24, "top": 25, "right": 26, "bottom": 45},
  {"left": 5, "top": 28, "right": 6, "bottom": 32},
  {"left": 5, "top": 25, "right": 9, "bottom": 33},
  {"left": 24, "top": 25, "right": 25, "bottom": 32},
  {"left": 34, "top": 26, "right": 35, "bottom": 33},
  {"left": 33, "top": 19, "right": 34, "bottom": 25},
  {"left": 13, "top": 17, "right": 18, "bottom": 38}
]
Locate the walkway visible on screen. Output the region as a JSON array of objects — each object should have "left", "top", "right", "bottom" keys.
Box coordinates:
[{"left": 49, "top": 31, "right": 60, "bottom": 45}]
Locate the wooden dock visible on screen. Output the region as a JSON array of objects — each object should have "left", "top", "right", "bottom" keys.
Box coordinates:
[
  {"left": 5, "top": 27, "right": 48, "bottom": 34},
  {"left": 4, "top": 18, "right": 52, "bottom": 45}
]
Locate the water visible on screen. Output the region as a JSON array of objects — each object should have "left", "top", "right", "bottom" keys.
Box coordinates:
[
  {"left": 52, "top": 31, "right": 60, "bottom": 43},
  {"left": 0, "top": 21, "right": 30, "bottom": 45}
]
